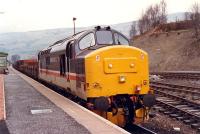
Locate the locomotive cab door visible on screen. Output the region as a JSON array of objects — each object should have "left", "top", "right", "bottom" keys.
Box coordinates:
[{"left": 66, "top": 41, "right": 76, "bottom": 93}]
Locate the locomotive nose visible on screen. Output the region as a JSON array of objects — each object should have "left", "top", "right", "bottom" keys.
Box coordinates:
[{"left": 85, "top": 45, "right": 149, "bottom": 98}]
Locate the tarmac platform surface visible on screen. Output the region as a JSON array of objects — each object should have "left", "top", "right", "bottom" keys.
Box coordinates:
[{"left": 2, "top": 68, "right": 128, "bottom": 134}]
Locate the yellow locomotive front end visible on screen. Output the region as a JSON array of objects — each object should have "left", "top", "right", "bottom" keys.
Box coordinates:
[{"left": 85, "top": 45, "right": 155, "bottom": 126}]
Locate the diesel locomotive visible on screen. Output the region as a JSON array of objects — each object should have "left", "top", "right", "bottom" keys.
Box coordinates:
[{"left": 15, "top": 26, "right": 155, "bottom": 127}]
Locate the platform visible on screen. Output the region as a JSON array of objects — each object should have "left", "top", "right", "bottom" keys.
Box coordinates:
[{"left": 2, "top": 67, "right": 129, "bottom": 134}]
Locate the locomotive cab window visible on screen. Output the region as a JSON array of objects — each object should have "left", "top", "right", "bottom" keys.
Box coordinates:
[
  {"left": 114, "top": 33, "right": 129, "bottom": 45},
  {"left": 79, "top": 33, "right": 95, "bottom": 50}
]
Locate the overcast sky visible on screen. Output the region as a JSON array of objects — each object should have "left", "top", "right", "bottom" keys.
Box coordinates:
[{"left": 0, "top": 0, "right": 198, "bottom": 33}]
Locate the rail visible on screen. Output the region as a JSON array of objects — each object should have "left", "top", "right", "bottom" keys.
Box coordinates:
[
  {"left": 151, "top": 72, "right": 200, "bottom": 80},
  {"left": 151, "top": 81, "right": 200, "bottom": 96}
]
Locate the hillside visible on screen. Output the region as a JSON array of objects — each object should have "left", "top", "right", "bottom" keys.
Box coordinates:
[
  {"left": 132, "top": 29, "right": 200, "bottom": 71},
  {"left": 0, "top": 12, "right": 184, "bottom": 59}
]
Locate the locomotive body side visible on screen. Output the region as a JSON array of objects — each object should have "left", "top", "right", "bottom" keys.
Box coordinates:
[{"left": 38, "top": 40, "right": 88, "bottom": 99}]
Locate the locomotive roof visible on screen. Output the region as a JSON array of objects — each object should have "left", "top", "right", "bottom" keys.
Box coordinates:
[{"left": 39, "top": 26, "right": 124, "bottom": 55}]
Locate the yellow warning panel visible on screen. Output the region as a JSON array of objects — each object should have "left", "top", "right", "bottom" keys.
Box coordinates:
[{"left": 104, "top": 57, "right": 137, "bottom": 74}]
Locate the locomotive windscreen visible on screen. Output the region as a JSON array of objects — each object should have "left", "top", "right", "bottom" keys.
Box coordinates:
[
  {"left": 96, "top": 31, "right": 113, "bottom": 45},
  {"left": 96, "top": 30, "right": 129, "bottom": 45}
]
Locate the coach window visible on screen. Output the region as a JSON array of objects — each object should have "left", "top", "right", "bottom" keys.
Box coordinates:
[
  {"left": 79, "top": 33, "right": 95, "bottom": 50},
  {"left": 114, "top": 33, "right": 129, "bottom": 45}
]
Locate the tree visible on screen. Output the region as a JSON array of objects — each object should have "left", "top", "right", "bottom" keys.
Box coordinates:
[
  {"left": 11, "top": 54, "right": 20, "bottom": 63},
  {"left": 137, "top": 0, "right": 167, "bottom": 35},
  {"left": 129, "top": 22, "right": 137, "bottom": 38},
  {"left": 138, "top": 18, "right": 144, "bottom": 35},
  {"left": 160, "top": 0, "right": 167, "bottom": 24},
  {"left": 190, "top": 2, "right": 200, "bottom": 40}
]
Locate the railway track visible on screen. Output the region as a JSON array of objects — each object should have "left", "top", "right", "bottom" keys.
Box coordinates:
[
  {"left": 151, "top": 71, "right": 200, "bottom": 80},
  {"left": 151, "top": 82, "right": 200, "bottom": 130},
  {"left": 151, "top": 81, "right": 200, "bottom": 101}
]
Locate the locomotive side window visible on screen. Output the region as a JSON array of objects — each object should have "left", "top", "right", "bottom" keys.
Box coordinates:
[
  {"left": 96, "top": 31, "right": 113, "bottom": 45},
  {"left": 45, "top": 56, "right": 50, "bottom": 69},
  {"left": 114, "top": 33, "right": 129, "bottom": 45},
  {"left": 79, "top": 33, "right": 95, "bottom": 50},
  {"left": 46, "top": 56, "right": 50, "bottom": 65},
  {"left": 39, "top": 57, "right": 45, "bottom": 69}
]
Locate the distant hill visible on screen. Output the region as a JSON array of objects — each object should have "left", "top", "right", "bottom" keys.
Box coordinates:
[{"left": 0, "top": 12, "right": 185, "bottom": 59}]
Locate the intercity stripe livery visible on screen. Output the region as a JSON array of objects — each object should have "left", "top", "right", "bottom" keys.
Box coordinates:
[{"left": 39, "top": 68, "right": 85, "bottom": 81}]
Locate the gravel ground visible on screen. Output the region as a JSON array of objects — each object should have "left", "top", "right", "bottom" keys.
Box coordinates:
[
  {"left": 5, "top": 71, "right": 90, "bottom": 134},
  {"left": 141, "top": 110, "right": 197, "bottom": 134}
]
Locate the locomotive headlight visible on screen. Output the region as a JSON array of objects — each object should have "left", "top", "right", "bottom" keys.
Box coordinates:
[
  {"left": 130, "top": 63, "right": 135, "bottom": 68},
  {"left": 108, "top": 63, "right": 113, "bottom": 69},
  {"left": 119, "top": 75, "right": 126, "bottom": 83}
]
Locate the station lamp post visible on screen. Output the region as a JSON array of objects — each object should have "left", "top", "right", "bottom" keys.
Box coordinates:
[{"left": 73, "top": 17, "right": 77, "bottom": 35}]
